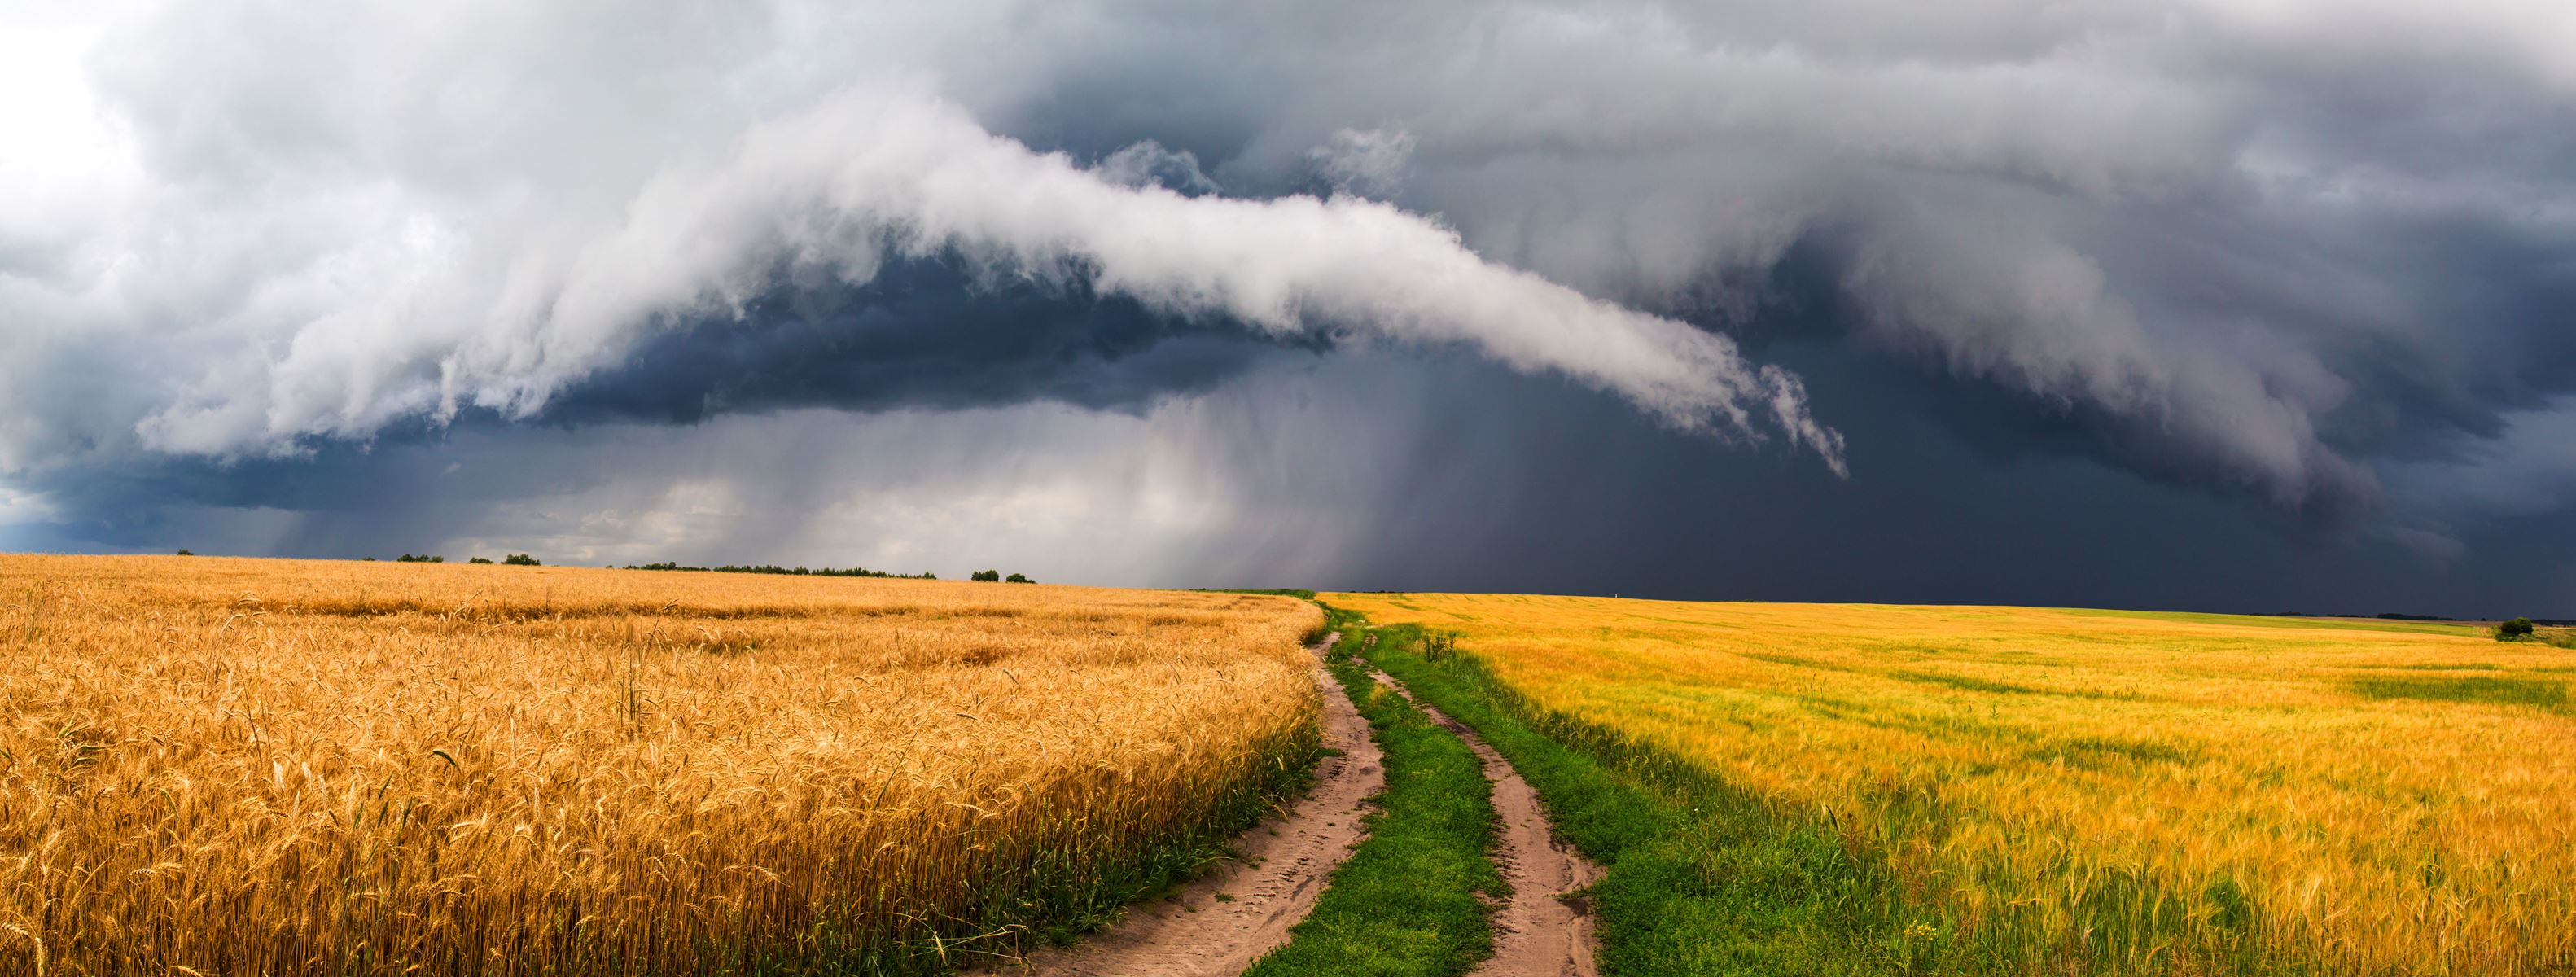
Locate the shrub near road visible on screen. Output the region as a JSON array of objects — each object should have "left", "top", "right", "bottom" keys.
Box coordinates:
[
  {"left": 1329, "top": 593, "right": 2576, "bottom": 975},
  {"left": 0, "top": 555, "right": 1321, "bottom": 976}
]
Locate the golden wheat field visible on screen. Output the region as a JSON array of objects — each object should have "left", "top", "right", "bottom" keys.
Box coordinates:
[
  {"left": 1328, "top": 593, "right": 2576, "bottom": 975},
  {"left": 0, "top": 555, "right": 1321, "bottom": 976}
]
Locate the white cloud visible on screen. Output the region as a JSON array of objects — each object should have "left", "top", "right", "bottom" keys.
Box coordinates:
[
  {"left": 103, "top": 86, "right": 1838, "bottom": 470},
  {"left": 1307, "top": 127, "right": 1416, "bottom": 198},
  {"left": 2, "top": 2, "right": 1845, "bottom": 482},
  {"left": 4, "top": 0, "right": 2576, "bottom": 545},
  {"left": 280, "top": 397, "right": 1351, "bottom": 585}
]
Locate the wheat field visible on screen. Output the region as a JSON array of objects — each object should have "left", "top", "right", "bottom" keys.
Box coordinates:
[
  {"left": 1328, "top": 593, "right": 2576, "bottom": 975},
  {"left": 0, "top": 555, "right": 1321, "bottom": 976}
]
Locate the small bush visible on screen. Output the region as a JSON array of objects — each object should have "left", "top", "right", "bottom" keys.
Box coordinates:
[
  {"left": 971, "top": 569, "right": 1001, "bottom": 582},
  {"left": 467, "top": 557, "right": 494, "bottom": 565},
  {"left": 1005, "top": 572, "right": 1035, "bottom": 584},
  {"left": 174, "top": 550, "right": 193, "bottom": 556},
  {"left": 2499, "top": 617, "right": 2536, "bottom": 641},
  {"left": 395, "top": 554, "right": 445, "bottom": 563},
  {"left": 1422, "top": 629, "right": 1462, "bottom": 663},
  {"left": 503, "top": 554, "right": 541, "bottom": 566}
]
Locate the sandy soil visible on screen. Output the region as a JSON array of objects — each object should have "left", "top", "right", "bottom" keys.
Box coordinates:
[
  {"left": 992, "top": 633, "right": 1384, "bottom": 976},
  {"left": 1370, "top": 669, "right": 1605, "bottom": 977}
]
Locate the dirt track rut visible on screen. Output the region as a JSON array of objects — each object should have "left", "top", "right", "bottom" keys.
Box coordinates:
[
  {"left": 994, "top": 633, "right": 1382, "bottom": 976},
  {"left": 1369, "top": 668, "right": 1604, "bottom": 977}
]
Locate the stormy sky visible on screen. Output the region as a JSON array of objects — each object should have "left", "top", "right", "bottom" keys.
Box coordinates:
[{"left": 3, "top": 1, "right": 2572, "bottom": 616}]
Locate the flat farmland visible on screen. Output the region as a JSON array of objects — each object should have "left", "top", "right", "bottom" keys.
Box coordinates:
[
  {"left": 1326, "top": 593, "right": 2576, "bottom": 975},
  {"left": 0, "top": 555, "right": 1321, "bottom": 975}
]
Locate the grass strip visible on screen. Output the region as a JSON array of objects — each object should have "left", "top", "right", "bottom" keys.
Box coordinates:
[
  {"left": 1347, "top": 616, "right": 1931, "bottom": 975},
  {"left": 1338, "top": 608, "right": 2306, "bottom": 976},
  {"left": 1240, "top": 629, "right": 1504, "bottom": 977}
]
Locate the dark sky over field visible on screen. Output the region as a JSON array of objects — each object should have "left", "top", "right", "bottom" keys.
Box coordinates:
[{"left": 4, "top": 2, "right": 2573, "bottom": 616}]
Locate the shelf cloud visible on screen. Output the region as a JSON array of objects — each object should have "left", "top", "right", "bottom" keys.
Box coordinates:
[{"left": 2, "top": 0, "right": 2572, "bottom": 613}]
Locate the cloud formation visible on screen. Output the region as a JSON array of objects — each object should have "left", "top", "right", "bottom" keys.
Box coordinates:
[
  {"left": 2, "top": 0, "right": 2573, "bottom": 610},
  {"left": 1, "top": 6, "right": 1842, "bottom": 483}
]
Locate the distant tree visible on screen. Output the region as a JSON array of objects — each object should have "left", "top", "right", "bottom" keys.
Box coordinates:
[
  {"left": 971, "top": 569, "right": 1001, "bottom": 582},
  {"left": 362, "top": 557, "right": 378, "bottom": 561},
  {"left": 1005, "top": 572, "right": 1034, "bottom": 584},
  {"left": 395, "top": 554, "right": 445, "bottom": 563},
  {"left": 468, "top": 557, "right": 495, "bottom": 564},
  {"left": 504, "top": 554, "right": 541, "bottom": 566},
  {"left": 2499, "top": 617, "right": 2536, "bottom": 641},
  {"left": 174, "top": 550, "right": 193, "bottom": 556}
]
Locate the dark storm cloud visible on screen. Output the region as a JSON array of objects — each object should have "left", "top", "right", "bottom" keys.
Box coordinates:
[
  {"left": 12, "top": 344, "right": 2571, "bottom": 618},
  {"left": 543, "top": 256, "right": 1299, "bottom": 426},
  {"left": 2, "top": 0, "right": 2574, "bottom": 612}
]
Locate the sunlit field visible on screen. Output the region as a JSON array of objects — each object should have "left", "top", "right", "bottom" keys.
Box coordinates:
[
  {"left": 1327, "top": 593, "right": 2576, "bottom": 975},
  {"left": 0, "top": 555, "right": 1321, "bottom": 976}
]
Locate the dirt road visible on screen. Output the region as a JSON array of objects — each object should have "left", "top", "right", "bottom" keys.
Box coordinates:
[
  {"left": 1370, "top": 669, "right": 1604, "bottom": 977},
  {"left": 997, "top": 633, "right": 1383, "bottom": 976}
]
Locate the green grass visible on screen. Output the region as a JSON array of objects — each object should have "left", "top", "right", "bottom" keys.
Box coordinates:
[
  {"left": 2025, "top": 736, "right": 2194, "bottom": 769},
  {"left": 2350, "top": 675, "right": 2569, "bottom": 710},
  {"left": 1889, "top": 670, "right": 2044, "bottom": 695},
  {"left": 2374, "top": 663, "right": 2502, "bottom": 672},
  {"left": 1334, "top": 606, "right": 2309, "bottom": 977},
  {"left": 1344, "top": 618, "right": 1911, "bottom": 975},
  {"left": 1242, "top": 620, "right": 1504, "bottom": 977}
]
